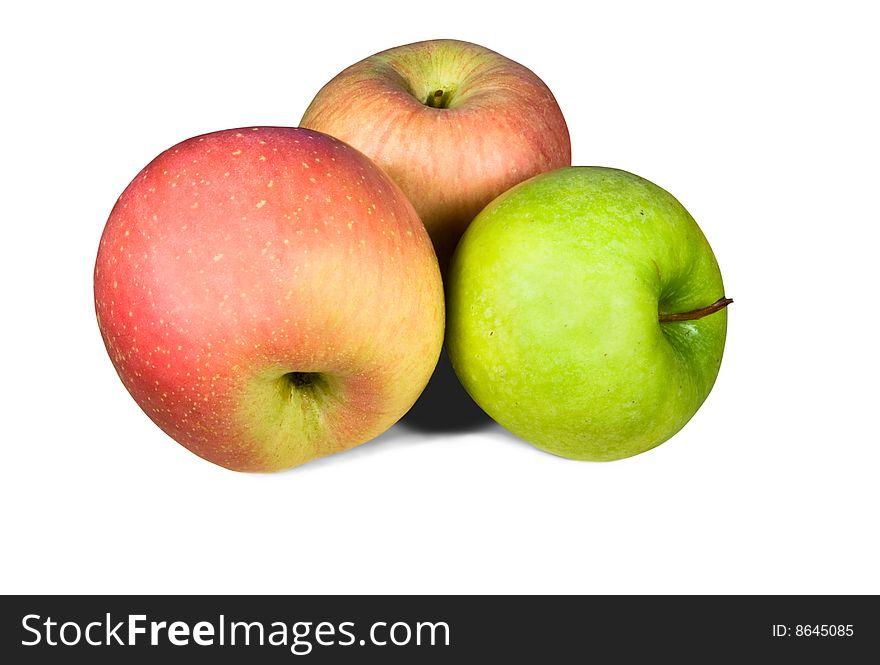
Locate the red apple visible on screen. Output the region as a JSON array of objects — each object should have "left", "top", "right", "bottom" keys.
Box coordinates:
[
  {"left": 300, "top": 39, "right": 571, "bottom": 267},
  {"left": 94, "top": 127, "right": 444, "bottom": 472}
]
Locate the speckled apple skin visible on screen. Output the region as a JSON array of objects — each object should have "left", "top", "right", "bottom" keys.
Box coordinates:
[
  {"left": 301, "top": 39, "right": 571, "bottom": 268},
  {"left": 95, "top": 127, "right": 444, "bottom": 471}
]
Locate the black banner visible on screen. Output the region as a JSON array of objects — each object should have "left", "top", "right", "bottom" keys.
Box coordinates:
[{"left": 1, "top": 595, "right": 876, "bottom": 662}]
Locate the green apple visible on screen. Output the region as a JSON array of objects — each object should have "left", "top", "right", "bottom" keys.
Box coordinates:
[{"left": 446, "top": 167, "right": 730, "bottom": 461}]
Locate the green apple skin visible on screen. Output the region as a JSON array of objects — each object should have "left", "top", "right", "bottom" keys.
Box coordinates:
[
  {"left": 301, "top": 39, "right": 571, "bottom": 268},
  {"left": 446, "top": 167, "right": 729, "bottom": 461}
]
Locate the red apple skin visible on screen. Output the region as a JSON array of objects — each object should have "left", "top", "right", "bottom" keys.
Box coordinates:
[
  {"left": 94, "top": 127, "right": 444, "bottom": 472},
  {"left": 300, "top": 39, "right": 571, "bottom": 267}
]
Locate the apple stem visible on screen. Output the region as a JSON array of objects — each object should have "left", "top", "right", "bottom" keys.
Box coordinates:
[
  {"left": 659, "top": 297, "right": 733, "bottom": 323},
  {"left": 425, "top": 88, "right": 452, "bottom": 109}
]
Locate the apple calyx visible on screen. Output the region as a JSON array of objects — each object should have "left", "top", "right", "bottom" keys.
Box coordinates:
[
  {"left": 283, "top": 371, "right": 321, "bottom": 388},
  {"left": 424, "top": 87, "right": 454, "bottom": 109},
  {"left": 659, "top": 297, "right": 733, "bottom": 323}
]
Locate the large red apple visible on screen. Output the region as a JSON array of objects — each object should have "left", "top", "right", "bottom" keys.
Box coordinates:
[
  {"left": 94, "top": 127, "right": 444, "bottom": 472},
  {"left": 300, "top": 39, "right": 571, "bottom": 267}
]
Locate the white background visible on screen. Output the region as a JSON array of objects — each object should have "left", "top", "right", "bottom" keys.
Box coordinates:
[{"left": 2, "top": 1, "right": 878, "bottom": 594}]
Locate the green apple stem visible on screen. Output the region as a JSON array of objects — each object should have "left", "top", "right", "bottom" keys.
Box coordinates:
[{"left": 659, "top": 297, "right": 733, "bottom": 323}]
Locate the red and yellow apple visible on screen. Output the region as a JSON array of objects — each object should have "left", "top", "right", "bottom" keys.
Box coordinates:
[
  {"left": 94, "top": 127, "right": 444, "bottom": 472},
  {"left": 301, "top": 39, "right": 571, "bottom": 267}
]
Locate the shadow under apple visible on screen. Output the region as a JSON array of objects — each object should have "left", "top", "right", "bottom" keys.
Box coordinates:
[{"left": 398, "top": 347, "right": 493, "bottom": 433}]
